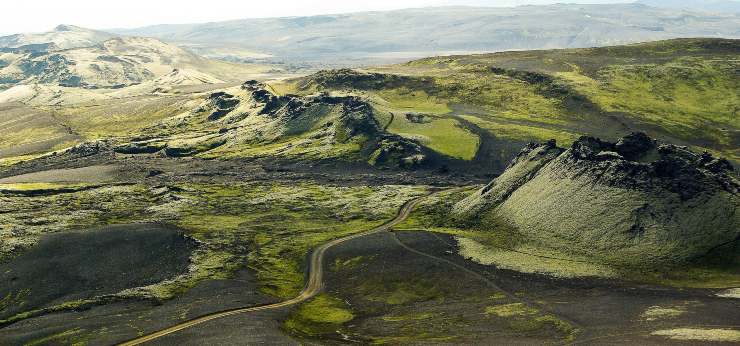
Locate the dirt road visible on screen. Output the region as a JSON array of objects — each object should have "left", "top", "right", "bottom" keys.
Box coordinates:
[{"left": 118, "top": 189, "right": 445, "bottom": 346}]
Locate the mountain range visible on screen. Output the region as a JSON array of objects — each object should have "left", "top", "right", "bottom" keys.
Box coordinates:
[
  {"left": 111, "top": 4, "right": 740, "bottom": 65},
  {"left": 637, "top": 0, "right": 740, "bottom": 13}
]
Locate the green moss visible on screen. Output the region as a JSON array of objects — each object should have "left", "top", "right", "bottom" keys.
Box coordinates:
[
  {"left": 484, "top": 304, "right": 580, "bottom": 341},
  {"left": 628, "top": 266, "right": 740, "bottom": 289},
  {"left": 331, "top": 256, "right": 366, "bottom": 272},
  {"left": 460, "top": 115, "right": 579, "bottom": 146},
  {"left": 359, "top": 280, "right": 443, "bottom": 306},
  {"left": 381, "top": 312, "right": 437, "bottom": 322},
  {"left": 376, "top": 88, "right": 451, "bottom": 114},
  {"left": 174, "top": 182, "right": 428, "bottom": 299},
  {"left": 284, "top": 294, "right": 354, "bottom": 336},
  {"left": 0, "top": 182, "right": 91, "bottom": 192},
  {"left": 384, "top": 113, "right": 480, "bottom": 160},
  {"left": 352, "top": 39, "right": 740, "bottom": 161},
  {"left": 484, "top": 303, "right": 538, "bottom": 317},
  {"left": 371, "top": 335, "right": 457, "bottom": 345},
  {"left": 47, "top": 95, "right": 194, "bottom": 139},
  {"left": 26, "top": 328, "right": 87, "bottom": 346}
]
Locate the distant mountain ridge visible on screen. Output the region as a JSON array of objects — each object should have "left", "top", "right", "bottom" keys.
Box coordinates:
[
  {"left": 0, "top": 36, "right": 218, "bottom": 89},
  {"left": 111, "top": 4, "right": 740, "bottom": 65},
  {"left": 637, "top": 0, "right": 740, "bottom": 13},
  {"left": 0, "top": 26, "right": 282, "bottom": 94},
  {"left": 0, "top": 25, "right": 115, "bottom": 51}
]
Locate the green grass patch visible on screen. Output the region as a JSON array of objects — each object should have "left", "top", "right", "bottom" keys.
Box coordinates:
[
  {"left": 460, "top": 115, "right": 579, "bottom": 146},
  {"left": 484, "top": 303, "right": 538, "bottom": 317},
  {"left": 385, "top": 114, "right": 479, "bottom": 160},
  {"left": 26, "top": 328, "right": 87, "bottom": 346},
  {"left": 359, "top": 280, "right": 443, "bottom": 306},
  {"left": 376, "top": 88, "right": 451, "bottom": 114},
  {"left": 284, "top": 294, "right": 354, "bottom": 336}
]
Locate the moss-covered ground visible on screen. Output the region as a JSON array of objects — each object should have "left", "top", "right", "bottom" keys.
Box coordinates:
[
  {"left": 293, "top": 231, "right": 581, "bottom": 344},
  {"left": 395, "top": 186, "right": 740, "bottom": 288},
  {"left": 284, "top": 38, "right": 739, "bottom": 164},
  {"left": 0, "top": 180, "right": 428, "bottom": 328}
]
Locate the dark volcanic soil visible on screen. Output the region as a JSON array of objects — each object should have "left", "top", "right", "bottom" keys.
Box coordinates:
[
  {"left": 317, "top": 231, "right": 740, "bottom": 345},
  {"left": 0, "top": 224, "right": 195, "bottom": 321},
  {"left": 0, "top": 267, "right": 284, "bottom": 345}
]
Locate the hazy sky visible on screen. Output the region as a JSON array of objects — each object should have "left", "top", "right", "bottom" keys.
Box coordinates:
[{"left": 1, "top": 0, "right": 635, "bottom": 35}]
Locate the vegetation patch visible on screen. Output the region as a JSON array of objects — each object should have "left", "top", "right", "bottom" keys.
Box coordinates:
[
  {"left": 484, "top": 303, "right": 538, "bottom": 317},
  {"left": 640, "top": 305, "right": 687, "bottom": 321},
  {"left": 483, "top": 303, "right": 580, "bottom": 341},
  {"left": 25, "top": 328, "right": 87, "bottom": 346},
  {"left": 651, "top": 328, "right": 740, "bottom": 342},
  {"left": 457, "top": 237, "right": 617, "bottom": 279},
  {"left": 385, "top": 114, "right": 479, "bottom": 160},
  {"left": 716, "top": 288, "right": 740, "bottom": 299},
  {"left": 173, "top": 183, "right": 428, "bottom": 299},
  {"left": 360, "top": 280, "right": 444, "bottom": 306},
  {"left": 284, "top": 294, "right": 354, "bottom": 336}
]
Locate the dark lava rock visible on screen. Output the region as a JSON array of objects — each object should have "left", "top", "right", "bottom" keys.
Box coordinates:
[
  {"left": 205, "top": 92, "right": 240, "bottom": 121},
  {"left": 615, "top": 132, "right": 657, "bottom": 161},
  {"left": 565, "top": 133, "right": 737, "bottom": 199}
]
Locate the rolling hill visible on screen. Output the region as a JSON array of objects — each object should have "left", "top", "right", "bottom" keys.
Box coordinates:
[
  {"left": 0, "top": 36, "right": 272, "bottom": 90},
  {"left": 0, "top": 25, "right": 114, "bottom": 51},
  {"left": 272, "top": 38, "right": 739, "bottom": 171},
  {"left": 0, "top": 26, "right": 291, "bottom": 159}
]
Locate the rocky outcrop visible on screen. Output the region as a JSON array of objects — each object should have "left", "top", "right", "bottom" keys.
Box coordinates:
[
  {"left": 146, "top": 80, "right": 427, "bottom": 167},
  {"left": 201, "top": 92, "right": 240, "bottom": 121},
  {"left": 297, "top": 69, "right": 431, "bottom": 92},
  {"left": 455, "top": 133, "right": 739, "bottom": 266}
]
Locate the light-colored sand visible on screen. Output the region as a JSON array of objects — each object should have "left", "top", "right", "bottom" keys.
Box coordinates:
[{"left": 0, "top": 165, "right": 121, "bottom": 184}]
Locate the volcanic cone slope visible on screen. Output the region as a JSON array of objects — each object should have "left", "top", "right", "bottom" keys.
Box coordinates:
[{"left": 454, "top": 133, "right": 739, "bottom": 267}]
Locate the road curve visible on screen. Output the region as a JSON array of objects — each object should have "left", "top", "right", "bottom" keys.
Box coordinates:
[{"left": 118, "top": 189, "right": 451, "bottom": 346}]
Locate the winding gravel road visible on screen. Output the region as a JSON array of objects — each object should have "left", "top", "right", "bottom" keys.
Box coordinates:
[{"left": 118, "top": 189, "right": 449, "bottom": 346}]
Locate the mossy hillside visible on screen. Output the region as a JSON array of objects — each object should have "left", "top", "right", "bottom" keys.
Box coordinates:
[
  {"left": 44, "top": 95, "right": 198, "bottom": 140},
  {"left": 397, "top": 141, "right": 740, "bottom": 288},
  {"left": 364, "top": 88, "right": 481, "bottom": 160},
  {"left": 555, "top": 59, "right": 738, "bottom": 149},
  {"left": 133, "top": 84, "right": 411, "bottom": 166},
  {"left": 460, "top": 115, "right": 579, "bottom": 147},
  {"left": 200, "top": 103, "right": 369, "bottom": 163},
  {"left": 295, "top": 38, "right": 740, "bottom": 164},
  {"left": 482, "top": 160, "right": 738, "bottom": 268}
]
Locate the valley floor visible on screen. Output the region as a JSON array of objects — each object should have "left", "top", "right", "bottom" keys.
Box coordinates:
[{"left": 0, "top": 156, "right": 738, "bottom": 345}]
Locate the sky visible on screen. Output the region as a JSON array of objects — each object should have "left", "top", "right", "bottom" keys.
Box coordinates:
[{"left": 1, "top": 0, "right": 636, "bottom": 36}]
